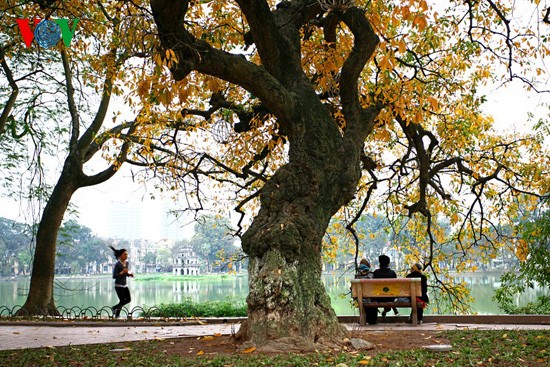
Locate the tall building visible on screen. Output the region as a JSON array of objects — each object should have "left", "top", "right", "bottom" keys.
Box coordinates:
[
  {"left": 106, "top": 202, "right": 144, "bottom": 239},
  {"left": 104, "top": 201, "right": 193, "bottom": 241},
  {"left": 159, "top": 204, "right": 190, "bottom": 241}
]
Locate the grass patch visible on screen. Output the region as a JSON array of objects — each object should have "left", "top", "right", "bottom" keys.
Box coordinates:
[
  {"left": 1, "top": 330, "right": 548, "bottom": 366},
  {"left": 146, "top": 298, "right": 247, "bottom": 317}
]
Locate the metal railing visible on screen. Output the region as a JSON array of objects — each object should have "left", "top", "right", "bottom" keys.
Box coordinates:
[{"left": 0, "top": 305, "right": 201, "bottom": 322}]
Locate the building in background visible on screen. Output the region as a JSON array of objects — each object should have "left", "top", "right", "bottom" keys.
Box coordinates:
[
  {"left": 159, "top": 203, "right": 190, "bottom": 241},
  {"left": 173, "top": 246, "right": 201, "bottom": 276},
  {"left": 106, "top": 202, "right": 144, "bottom": 240},
  {"left": 104, "top": 201, "right": 193, "bottom": 241}
]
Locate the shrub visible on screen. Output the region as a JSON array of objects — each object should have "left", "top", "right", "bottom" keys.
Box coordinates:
[{"left": 147, "top": 298, "right": 247, "bottom": 318}]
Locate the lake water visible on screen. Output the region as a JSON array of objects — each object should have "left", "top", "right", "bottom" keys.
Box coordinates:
[{"left": 1, "top": 272, "right": 547, "bottom": 315}]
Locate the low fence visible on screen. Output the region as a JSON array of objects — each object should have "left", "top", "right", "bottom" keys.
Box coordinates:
[{"left": 0, "top": 305, "right": 192, "bottom": 321}]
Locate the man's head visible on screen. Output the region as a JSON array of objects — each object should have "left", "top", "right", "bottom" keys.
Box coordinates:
[{"left": 379, "top": 254, "right": 390, "bottom": 267}]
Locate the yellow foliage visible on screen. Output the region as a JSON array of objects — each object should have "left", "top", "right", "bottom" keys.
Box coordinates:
[{"left": 515, "top": 239, "right": 529, "bottom": 262}]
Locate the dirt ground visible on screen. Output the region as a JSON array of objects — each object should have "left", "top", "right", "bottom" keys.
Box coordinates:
[{"left": 155, "top": 330, "right": 450, "bottom": 357}]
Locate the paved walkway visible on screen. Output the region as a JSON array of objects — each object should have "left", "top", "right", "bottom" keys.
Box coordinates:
[{"left": 1, "top": 321, "right": 549, "bottom": 350}]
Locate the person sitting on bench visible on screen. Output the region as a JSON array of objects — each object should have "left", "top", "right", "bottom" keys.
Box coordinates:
[
  {"left": 366, "top": 255, "right": 398, "bottom": 324},
  {"left": 406, "top": 263, "right": 429, "bottom": 324}
]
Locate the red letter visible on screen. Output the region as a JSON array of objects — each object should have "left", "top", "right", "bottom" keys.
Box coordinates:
[{"left": 15, "top": 19, "right": 41, "bottom": 48}]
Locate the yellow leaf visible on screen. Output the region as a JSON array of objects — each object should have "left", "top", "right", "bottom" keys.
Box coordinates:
[
  {"left": 202, "top": 336, "right": 215, "bottom": 341},
  {"left": 398, "top": 38, "right": 407, "bottom": 54},
  {"left": 401, "top": 6, "right": 411, "bottom": 21},
  {"left": 196, "top": 350, "right": 204, "bottom": 356},
  {"left": 419, "top": 0, "right": 428, "bottom": 11},
  {"left": 242, "top": 346, "right": 256, "bottom": 354}
]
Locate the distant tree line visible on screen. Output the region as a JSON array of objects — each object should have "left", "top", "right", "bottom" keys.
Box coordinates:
[
  {"left": 0, "top": 217, "right": 33, "bottom": 276},
  {"left": 322, "top": 213, "right": 521, "bottom": 274},
  {"left": 0, "top": 217, "right": 111, "bottom": 277},
  {"left": 0, "top": 214, "right": 243, "bottom": 277}
]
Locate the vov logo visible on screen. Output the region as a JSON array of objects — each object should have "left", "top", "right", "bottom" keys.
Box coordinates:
[{"left": 16, "top": 18, "right": 79, "bottom": 48}]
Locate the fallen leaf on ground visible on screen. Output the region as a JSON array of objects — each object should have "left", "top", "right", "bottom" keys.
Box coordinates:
[{"left": 242, "top": 346, "right": 256, "bottom": 354}]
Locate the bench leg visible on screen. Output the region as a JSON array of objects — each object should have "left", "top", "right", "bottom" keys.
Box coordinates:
[
  {"left": 411, "top": 300, "right": 418, "bottom": 325},
  {"left": 358, "top": 297, "right": 366, "bottom": 325}
]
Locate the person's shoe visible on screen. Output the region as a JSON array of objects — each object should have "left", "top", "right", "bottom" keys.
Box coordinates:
[
  {"left": 381, "top": 310, "right": 387, "bottom": 319},
  {"left": 394, "top": 309, "right": 399, "bottom": 315},
  {"left": 418, "top": 320, "right": 423, "bottom": 324}
]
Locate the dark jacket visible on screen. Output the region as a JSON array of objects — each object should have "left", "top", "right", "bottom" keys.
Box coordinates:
[
  {"left": 373, "top": 267, "right": 397, "bottom": 279},
  {"left": 113, "top": 260, "right": 129, "bottom": 286},
  {"left": 406, "top": 270, "right": 429, "bottom": 303}
]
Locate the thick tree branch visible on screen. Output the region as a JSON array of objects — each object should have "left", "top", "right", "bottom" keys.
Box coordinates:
[
  {"left": 75, "top": 53, "right": 115, "bottom": 154},
  {"left": 234, "top": 0, "right": 285, "bottom": 78},
  {"left": 80, "top": 120, "right": 138, "bottom": 187},
  {"left": 338, "top": 7, "right": 380, "bottom": 145},
  {"left": 60, "top": 49, "right": 81, "bottom": 151},
  {"left": 0, "top": 45, "right": 19, "bottom": 137},
  {"left": 182, "top": 92, "right": 273, "bottom": 134},
  {"left": 150, "top": 0, "right": 295, "bottom": 126},
  {"left": 83, "top": 120, "right": 135, "bottom": 163},
  {"left": 396, "top": 116, "right": 431, "bottom": 217}
]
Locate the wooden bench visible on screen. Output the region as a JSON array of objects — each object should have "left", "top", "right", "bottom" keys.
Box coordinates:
[{"left": 351, "top": 278, "right": 422, "bottom": 325}]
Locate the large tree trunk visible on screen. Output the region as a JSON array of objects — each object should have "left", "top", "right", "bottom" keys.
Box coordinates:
[
  {"left": 236, "top": 94, "right": 362, "bottom": 352},
  {"left": 16, "top": 158, "right": 80, "bottom": 316}
]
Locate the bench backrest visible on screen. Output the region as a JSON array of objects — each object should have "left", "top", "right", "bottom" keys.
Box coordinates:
[{"left": 351, "top": 278, "right": 421, "bottom": 298}]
